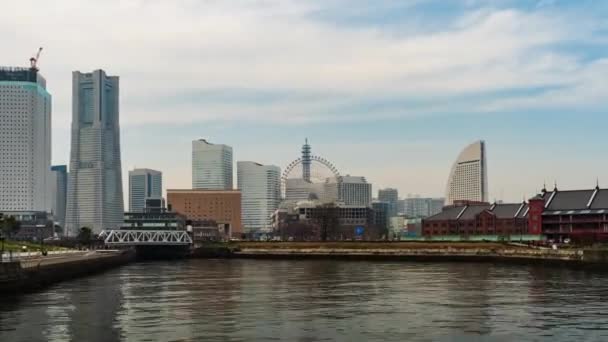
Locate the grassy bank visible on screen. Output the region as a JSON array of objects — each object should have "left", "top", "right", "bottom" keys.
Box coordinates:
[{"left": 1, "top": 240, "right": 68, "bottom": 252}]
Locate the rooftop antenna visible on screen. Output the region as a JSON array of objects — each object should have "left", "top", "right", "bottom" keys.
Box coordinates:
[{"left": 29, "top": 47, "right": 43, "bottom": 71}]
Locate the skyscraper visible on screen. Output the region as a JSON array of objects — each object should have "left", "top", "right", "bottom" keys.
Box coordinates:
[
  {"left": 129, "top": 168, "right": 162, "bottom": 212},
  {"left": 237, "top": 161, "right": 281, "bottom": 234},
  {"left": 445, "top": 140, "right": 488, "bottom": 205},
  {"left": 337, "top": 176, "right": 372, "bottom": 207},
  {"left": 50, "top": 165, "right": 68, "bottom": 228},
  {"left": 65, "top": 70, "right": 124, "bottom": 235},
  {"left": 0, "top": 67, "right": 52, "bottom": 212},
  {"left": 378, "top": 188, "right": 399, "bottom": 217},
  {"left": 402, "top": 195, "right": 445, "bottom": 218},
  {"left": 192, "top": 139, "right": 233, "bottom": 190}
]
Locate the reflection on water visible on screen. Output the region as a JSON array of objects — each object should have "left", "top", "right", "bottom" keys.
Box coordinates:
[{"left": 2, "top": 260, "right": 608, "bottom": 341}]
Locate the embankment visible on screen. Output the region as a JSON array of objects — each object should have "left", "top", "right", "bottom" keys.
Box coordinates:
[
  {"left": 0, "top": 250, "right": 135, "bottom": 294},
  {"left": 200, "top": 242, "right": 608, "bottom": 268}
]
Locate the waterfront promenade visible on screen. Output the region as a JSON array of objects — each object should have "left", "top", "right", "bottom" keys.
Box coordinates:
[{"left": 0, "top": 249, "right": 134, "bottom": 293}]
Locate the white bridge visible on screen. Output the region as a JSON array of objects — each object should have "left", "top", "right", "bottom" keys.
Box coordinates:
[{"left": 100, "top": 230, "right": 193, "bottom": 246}]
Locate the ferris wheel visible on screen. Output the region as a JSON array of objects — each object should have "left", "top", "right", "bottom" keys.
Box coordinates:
[{"left": 282, "top": 155, "right": 340, "bottom": 196}]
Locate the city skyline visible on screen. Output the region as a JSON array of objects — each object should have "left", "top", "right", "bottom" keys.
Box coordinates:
[{"left": 1, "top": 0, "right": 607, "bottom": 202}]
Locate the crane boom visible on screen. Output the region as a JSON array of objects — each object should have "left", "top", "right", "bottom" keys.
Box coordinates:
[{"left": 29, "top": 47, "right": 43, "bottom": 70}]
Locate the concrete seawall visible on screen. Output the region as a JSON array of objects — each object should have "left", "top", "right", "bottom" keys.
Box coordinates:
[
  {"left": 0, "top": 250, "right": 135, "bottom": 294},
  {"left": 227, "top": 244, "right": 608, "bottom": 268},
  {"left": 234, "top": 247, "right": 583, "bottom": 262}
]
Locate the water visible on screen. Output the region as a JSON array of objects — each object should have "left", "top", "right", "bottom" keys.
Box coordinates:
[{"left": 1, "top": 259, "right": 608, "bottom": 342}]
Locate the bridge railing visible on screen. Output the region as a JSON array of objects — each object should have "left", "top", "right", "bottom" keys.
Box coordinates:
[{"left": 103, "top": 230, "right": 193, "bottom": 246}]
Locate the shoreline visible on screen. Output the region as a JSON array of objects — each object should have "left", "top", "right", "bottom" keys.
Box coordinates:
[
  {"left": 0, "top": 250, "right": 135, "bottom": 294},
  {"left": 194, "top": 241, "right": 608, "bottom": 269}
]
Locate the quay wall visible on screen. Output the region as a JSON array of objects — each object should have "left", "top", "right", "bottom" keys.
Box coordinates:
[
  {"left": 198, "top": 242, "right": 608, "bottom": 267},
  {"left": 0, "top": 251, "right": 135, "bottom": 294}
]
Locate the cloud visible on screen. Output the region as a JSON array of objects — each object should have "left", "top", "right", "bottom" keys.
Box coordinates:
[{"left": 0, "top": 0, "right": 605, "bottom": 130}]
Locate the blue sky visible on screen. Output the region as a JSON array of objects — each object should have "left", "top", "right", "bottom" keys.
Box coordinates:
[{"left": 2, "top": 0, "right": 607, "bottom": 201}]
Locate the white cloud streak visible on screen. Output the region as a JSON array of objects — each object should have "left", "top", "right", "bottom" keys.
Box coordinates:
[{"left": 0, "top": 0, "right": 605, "bottom": 129}]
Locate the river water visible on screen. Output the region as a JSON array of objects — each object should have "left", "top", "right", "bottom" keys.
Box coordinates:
[{"left": 1, "top": 259, "right": 608, "bottom": 341}]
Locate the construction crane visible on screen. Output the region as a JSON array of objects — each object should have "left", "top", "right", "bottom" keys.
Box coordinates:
[{"left": 29, "top": 47, "right": 43, "bottom": 70}]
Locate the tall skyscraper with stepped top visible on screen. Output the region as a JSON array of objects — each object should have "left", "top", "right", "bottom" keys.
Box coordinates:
[
  {"left": 65, "top": 70, "right": 124, "bottom": 235},
  {"left": 0, "top": 67, "right": 52, "bottom": 212},
  {"left": 445, "top": 140, "right": 488, "bottom": 205}
]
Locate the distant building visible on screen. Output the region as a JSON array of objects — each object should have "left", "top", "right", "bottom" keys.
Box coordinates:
[
  {"left": 0, "top": 67, "right": 52, "bottom": 212},
  {"left": 272, "top": 201, "right": 379, "bottom": 241},
  {"left": 129, "top": 168, "right": 162, "bottom": 212},
  {"left": 378, "top": 188, "right": 399, "bottom": 217},
  {"left": 372, "top": 201, "right": 390, "bottom": 236},
  {"left": 429, "top": 198, "right": 445, "bottom": 216},
  {"left": 167, "top": 189, "right": 242, "bottom": 238},
  {"left": 50, "top": 165, "right": 68, "bottom": 228},
  {"left": 445, "top": 140, "right": 488, "bottom": 205},
  {"left": 65, "top": 69, "right": 124, "bottom": 235},
  {"left": 121, "top": 210, "right": 186, "bottom": 231},
  {"left": 192, "top": 139, "right": 233, "bottom": 190},
  {"left": 336, "top": 176, "right": 372, "bottom": 207},
  {"left": 402, "top": 196, "right": 445, "bottom": 218},
  {"left": 237, "top": 161, "right": 281, "bottom": 234},
  {"left": 0, "top": 211, "right": 54, "bottom": 241}
]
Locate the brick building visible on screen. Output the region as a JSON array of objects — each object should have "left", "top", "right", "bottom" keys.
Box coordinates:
[
  {"left": 167, "top": 189, "right": 242, "bottom": 238},
  {"left": 539, "top": 186, "right": 608, "bottom": 243},
  {"left": 423, "top": 201, "right": 531, "bottom": 237},
  {"left": 423, "top": 186, "right": 608, "bottom": 244}
]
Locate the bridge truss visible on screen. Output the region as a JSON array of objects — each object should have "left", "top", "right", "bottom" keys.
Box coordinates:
[{"left": 101, "top": 230, "right": 193, "bottom": 246}]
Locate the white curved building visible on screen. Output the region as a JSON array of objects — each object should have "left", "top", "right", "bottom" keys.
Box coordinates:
[{"left": 445, "top": 141, "right": 488, "bottom": 205}]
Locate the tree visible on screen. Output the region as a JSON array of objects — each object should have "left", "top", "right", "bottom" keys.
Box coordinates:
[
  {"left": 1, "top": 216, "right": 21, "bottom": 239},
  {"left": 77, "top": 227, "right": 92, "bottom": 248}
]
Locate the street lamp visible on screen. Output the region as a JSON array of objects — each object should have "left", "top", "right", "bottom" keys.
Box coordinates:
[{"left": 36, "top": 224, "right": 46, "bottom": 256}]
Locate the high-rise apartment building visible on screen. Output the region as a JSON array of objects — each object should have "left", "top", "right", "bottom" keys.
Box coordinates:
[
  {"left": 445, "top": 140, "right": 488, "bottom": 205},
  {"left": 378, "top": 188, "right": 399, "bottom": 217},
  {"left": 50, "top": 165, "right": 68, "bottom": 228},
  {"left": 129, "top": 168, "right": 162, "bottom": 212},
  {"left": 0, "top": 67, "right": 52, "bottom": 212},
  {"left": 65, "top": 70, "right": 124, "bottom": 235},
  {"left": 337, "top": 176, "right": 372, "bottom": 207},
  {"left": 237, "top": 161, "right": 281, "bottom": 234},
  {"left": 192, "top": 139, "right": 233, "bottom": 190}
]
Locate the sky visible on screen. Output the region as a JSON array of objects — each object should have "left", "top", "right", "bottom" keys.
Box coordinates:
[{"left": 1, "top": 0, "right": 607, "bottom": 202}]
